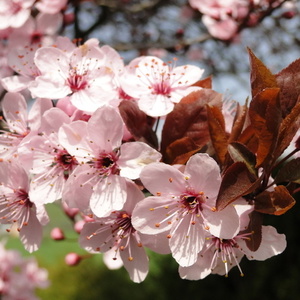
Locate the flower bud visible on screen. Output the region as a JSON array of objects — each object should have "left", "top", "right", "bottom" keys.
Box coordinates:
[
  {"left": 50, "top": 227, "right": 65, "bottom": 241},
  {"left": 65, "top": 253, "right": 82, "bottom": 266}
]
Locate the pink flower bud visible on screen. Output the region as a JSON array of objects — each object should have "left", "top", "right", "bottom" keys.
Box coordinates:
[
  {"left": 56, "top": 97, "right": 77, "bottom": 117},
  {"left": 74, "top": 220, "right": 85, "bottom": 234},
  {"left": 62, "top": 202, "right": 79, "bottom": 219},
  {"left": 65, "top": 253, "right": 82, "bottom": 266},
  {"left": 50, "top": 227, "right": 65, "bottom": 241}
]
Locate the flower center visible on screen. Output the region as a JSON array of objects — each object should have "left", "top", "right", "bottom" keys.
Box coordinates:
[
  {"left": 207, "top": 233, "right": 252, "bottom": 277},
  {"left": 31, "top": 31, "right": 42, "bottom": 44},
  {"left": 15, "top": 189, "right": 32, "bottom": 208},
  {"left": 53, "top": 149, "right": 78, "bottom": 179},
  {"left": 92, "top": 152, "right": 119, "bottom": 176},
  {"left": 67, "top": 70, "right": 88, "bottom": 92},
  {"left": 113, "top": 212, "right": 135, "bottom": 238},
  {"left": 180, "top": 191, "right": 206, "bottom": 214},
  {"left": 152, "top": 77, "right": 172, "bottom": 95},
  {"left": 0, "top": 189, "right": 33, "bottom": 231},
  {"left": 118, "top": 87, "right": 134, "bottom": 100}
]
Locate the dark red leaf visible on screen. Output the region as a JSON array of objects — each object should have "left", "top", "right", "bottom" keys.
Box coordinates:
[
  {"left": 248, "top": 88, "right": 282, "bottom": 167},
  {"left": 228, "top": 101, "right": 249, "bottom": 143},
  {"left": 161, "top": 89, "right": 222, "bottom": 163},
  {"left": 248, "top": 48, "right": 278, "bottom": 98},
  {"left": 242, "top": 211, "right": 263, "bottom": 252},
  {"left": 227, "top": 142, "right": 257, "bottom": 175},
  {"left": 275, "top": 158, "right": 300, "bottom": 184},
  {"left": 192, "top": 76, "right": 212, "bottom": 89},
  {"left": 276, "top": 58, "right": 300, "bottom": 117},
  {"left": 254, "top": 185, "right": 296, "bottom": 216},
  {"left": 118, "top": 100, "right": 158, "bottom": 148},
  {"left": 206, "top": 105, "right": 228, "bottom": 166},
  {"left": 216, "top": 162, "right": 259, "bottom": 211},
  {"left": 164, "top": 137, "right": 202, "bottom": 165},
  {"left": 273, "top": 99, "right": 300, "bottom": 160}
]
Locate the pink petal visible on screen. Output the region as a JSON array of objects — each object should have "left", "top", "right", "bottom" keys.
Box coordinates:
[
  {"left": 131, "top": 196, "right": 176, "bottom": 234},
  {"left": 179, "top": 251, "right": 213, "bottom": 280},
  {"left": 205, "top": 204, "right": 240, "bottom": 239},
  {"left": 90, "top": 175, "right": 127, "bottom": 218},
  {"left": 87, "top": 106, "right": 123, "bottom": 152},
  {"left": 1, "top": 75, "right": 32, "bottom": 92},
  {"left": 62, "top": 165, "right": 94, "bottom": 214},
  {"left": 2, "top": 92, "right": 28, "bottom": 134},
  {"left": 185, "top": 153, "right": 221, "bottom": 200},
  {"left": 79, "top": 221, "right": 114, "bottom": 253},
  {"left": 118, "top": 142, "right": 162, "bottom": 180},
  {"left": 140, "top": 162, "right": 186, "bottom": 196},
  {"left": 19, "top": 210, "right": 43, "bottom": 253},
  {"left": 169, "top": 214, "right": 206, "bottom": 267},
  {"left": 29, "top": 167, "right": 65, "bottom": 204},
  {"left": 28, "top": 98, "right": 53, "bottom": 131},
  {"left": 171, "top": 65, "right": 204, "bottom": 88},
  {"left": 138, "top": 94, "right": 175, "bottom": 117},
  {"left": 120, "top": 236, "right": 149, "bottom": 283},
  {"left": 34, "top": 47, "right": 70, "bottom": 75},
  {"left": 241, "top": 225, "right": 287, "bottom": 261},
  {"left": 30, "top": 76, "right": 71, "bottom": 99},
  {"left": 59, "top": 121, "right": 91, "bottom": 163}
]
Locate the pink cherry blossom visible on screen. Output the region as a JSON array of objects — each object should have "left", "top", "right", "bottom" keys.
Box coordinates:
[
  {"left": 19, "top": 108, "right": 79, "bottom": 205},
  {"left": 0, "top": 44, "right": 14, "bottom": 95},
  {"left": 121, "top": 56, "right": 204, "bottom": 117},
  {"left": 0, "top": 160, "right": 49, "bottom": 252},
  {"left": 79, "top": 180, "right": 149, "bottom": 283},
  {"left": 1, "top": 45, "right": 42, "bottom": 93},
  {"left": 59, "top": 105, "right": 162, "bottom": 217},
  {"left": 100, "top": 45, "right": 136, "bottom": 104},
  {"left": 189, "top": 0, "right": 250, "bottom": 40},
  {"left": 35, "top": 0, "right": 68, "bottom": 14},
  {"left": 179, "top": 225, "right": 286, "bottom": 279},
  {"left": 202, "top": 15, "right": 239, "bottom": 40},
  {"left": 0, "top": 0, "right": 35, "bottom": 30},
  {"left": 8, "top": 13, "right": 63, "bottom": 48},
  {"left": 0, "top": 242, "right": 49, "bottom": 299},
  {"left": 29, "top": 43, "right": 117, "bottom": 112},
  {"left": 0, "top": 92, "right": 52, "bottom": 158},
  {"left": 132, "top": 153, "right": 240, "bottom": 267}
]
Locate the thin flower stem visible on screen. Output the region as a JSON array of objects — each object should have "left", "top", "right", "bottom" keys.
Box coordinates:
[{"left": 154, "top": 117, "right": 160, "bottom": 134}]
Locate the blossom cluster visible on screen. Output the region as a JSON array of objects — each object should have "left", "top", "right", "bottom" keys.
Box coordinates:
[
  {"left": 188, "top": 0, "right": 298, "bottom": 40},
  {"left": 0, "top": 241, "right": 49, "bottom": 300},
  {"left": 0, "top": 0, "right": 299, "bottom": 286}
]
